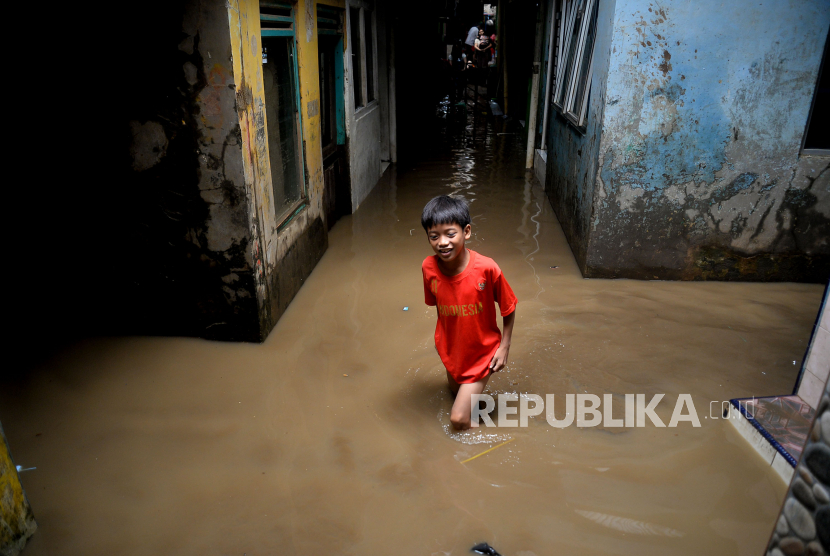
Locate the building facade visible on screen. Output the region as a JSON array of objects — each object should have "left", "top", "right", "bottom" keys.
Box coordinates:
[
  {"left": 533, "top": 0, "right": 830, "bottom": 282},
  {"left": 123, "top": 0, "right": 394, "bottom": 342}
]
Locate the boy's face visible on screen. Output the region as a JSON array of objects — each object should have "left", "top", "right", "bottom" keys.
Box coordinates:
[{"left": 426, "top": 222, "right": 472, "bottom": 263}]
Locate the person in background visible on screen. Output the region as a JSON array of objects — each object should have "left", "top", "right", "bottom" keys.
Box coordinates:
[
  {"left": 485, "top": 19, "right": 497, "bottom": 62},
  {"left": 465, "top": 22, "right": 482, "bottom": 59},
  {"left": 474, "top": 29, "right": 491, "bottom": 69}
]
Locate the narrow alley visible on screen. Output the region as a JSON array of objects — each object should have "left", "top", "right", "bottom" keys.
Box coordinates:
[
  {"left": 3, "top": 0, "right": 830, "bottom": 554},
  {"left": 1, "top": 128, "right": 825, "bottom": 554}
]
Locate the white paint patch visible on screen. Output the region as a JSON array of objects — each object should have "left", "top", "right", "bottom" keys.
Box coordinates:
[
  {"left": 616, "top": 185, "right": 645, "bottom": 212},
  {"left": 306, "top": 1, "right": 314, "bottom": 42},
  {"left": 665, "top": 184, "right": 685, "bottom": 205}
]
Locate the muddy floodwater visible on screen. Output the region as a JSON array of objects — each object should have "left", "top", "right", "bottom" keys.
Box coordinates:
[{"left": 1, "top": 127, "right": 824, "bottom": 555}]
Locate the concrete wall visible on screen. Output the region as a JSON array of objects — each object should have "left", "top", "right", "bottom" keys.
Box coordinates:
[
  {"left": 116, "top": 0, "right": 330, "bottom": 342},
  {"left": 545, "top": 0, "right": 830, "bottom": 282},
  {"left": 121, "top": 0, "right": 259, "bottom": 341},
  {"left": 345, "top": 0, "right": 391, "bottom": 211},
  {"left": 0, "top": 422, "right": 36, "bottom": 555},
  {"left": 544, "top": 0, "right": 617, "bottom": 270},
  {"left": 227, "top": 0, "right": 329, "bottom": 339},
  {"left": 798, "top": 282, "right": 830, "bottom": 408}
]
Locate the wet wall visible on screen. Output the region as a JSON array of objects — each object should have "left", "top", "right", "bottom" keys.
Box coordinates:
[
  {"left": 544, "top": 0, "right": 617, "bottom": 270},
  {"left": 111, "top": 0, "right": 330, "bottom": 343},
  {"left": 546, "top": 0, "right": 830, "bottom": 282},
  {"left": 117, "top": 0, "right": 260, "bottom": 341},
  {"left": 226, "top": 0, "right": 328, "bottom": 341},
  {"left": 346, "top": 1, "right": 393, "bottom": 212}
]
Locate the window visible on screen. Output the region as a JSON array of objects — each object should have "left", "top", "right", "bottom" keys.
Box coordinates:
[
  {"left": 260, "top": 2, "right": 306, "bottom": 222},
  {"left": 802, "top": 33, "right": 829, "bottom": 155},
  {"left": 364, "top": 10, "right": 375, "bottom": 102},
  {"left": 350, "top": 7, "right": 363, "bottom": 108},
  {"left": 349, "top": 5, "right": 376, "bottom": 111},
  {"left": 551, "top": 0, "right": 599, "bottom": 129}
]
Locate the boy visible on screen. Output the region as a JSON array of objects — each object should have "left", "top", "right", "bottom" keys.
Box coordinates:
[{"left": 421, "top": 195, "right": 517, "bottom": 430}]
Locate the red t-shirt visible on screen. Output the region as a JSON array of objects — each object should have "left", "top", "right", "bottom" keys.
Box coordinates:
[{"left": 422, "top": 249, "right": 518, "bottom": 383}]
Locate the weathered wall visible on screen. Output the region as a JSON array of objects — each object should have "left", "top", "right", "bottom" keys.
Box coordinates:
[
  {"left": 227, "top": 0, "right": 328, "bottom": 339},
  {"left": 345, "top": 0, "right": 390, "bottom": 212},
  {"left": 123, "top": 0, "right": 258, "bottom": 340},
  {"left": 350, "top": 105, "right": 383, "bottom": 210},
  {"left": 116, "top": 0, "right": 331, "bottom": 343},
  {"left": 0, "top": 422, "right": 36, "bottom": 555},
  {"left": 585, "top": 0, "right": 830, "bottom": 281},
  {"left": 798, "top": 282, "right": 830, "bottom": 408},
  {"left": 543, "top": 0, "right": 617, "bottom": 270}
]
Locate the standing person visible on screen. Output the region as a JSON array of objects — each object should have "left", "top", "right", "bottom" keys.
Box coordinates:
[
  {"left": 465, "top": 22, "right": 482, "bottom": 60},
  {"left": 420, "top": 195, "right": 518, "bottom": 431},
  {"left": 474, "top": 29, "right": 491, "bottom": 69},
  {"left": 485, "top": 18, "right": 497, "bottom": 61}
]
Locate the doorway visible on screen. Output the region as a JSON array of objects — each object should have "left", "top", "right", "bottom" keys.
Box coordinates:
[{"left": 318, "top": 9, "right": 350, "bottom": 230}]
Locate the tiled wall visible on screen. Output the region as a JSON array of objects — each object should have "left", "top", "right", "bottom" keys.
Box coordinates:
[
  {"left": 765, "top": 381, "right": 830, "bottom": 555},
  {"left": 798, "top": 286, "right": 830, "bottom": 409}
]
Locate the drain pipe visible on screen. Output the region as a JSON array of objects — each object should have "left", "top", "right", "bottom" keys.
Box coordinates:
[
  {"left": 540, "top": 2, "right": 557, "bottom": 151},
  {"left": 525, "top": 2, "right": 545, "bottom": 168}
]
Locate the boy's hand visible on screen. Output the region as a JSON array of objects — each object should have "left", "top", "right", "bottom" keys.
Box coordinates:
[{"left": 489, "top": 344, "right": 510, "bottom": 373}]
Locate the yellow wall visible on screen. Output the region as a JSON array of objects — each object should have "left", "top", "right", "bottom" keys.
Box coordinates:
[
  {"left": 227, "top": 0, "right": 331, "bottom": 332},
  {"left": 0, "top": 422, "right": 36, "bottom": 554},
  {"left": 294, "top": 0, "right": 324, "bottom": 202},
  {"left": 227, "top": 0, "right": 276, "bottom": 311}
]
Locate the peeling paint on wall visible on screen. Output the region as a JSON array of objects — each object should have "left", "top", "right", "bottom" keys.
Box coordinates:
[
  {"left": 546, "top": 0, "right": 830, "bottom": 282},
  {"left": 228, "top": 0, "right": 328, "bottom": 338}
]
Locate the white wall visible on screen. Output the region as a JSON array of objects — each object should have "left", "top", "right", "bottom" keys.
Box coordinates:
[
  {"left": 344, "top": 0, "right": 391, "bottom": 212},
  {"left": 798, "top": 284, "right": 830, "bottom": 408}
]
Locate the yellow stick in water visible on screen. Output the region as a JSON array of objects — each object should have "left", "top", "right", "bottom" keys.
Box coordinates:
[{"left": 460, "top": 438, "right": 515, "bottom": 464}]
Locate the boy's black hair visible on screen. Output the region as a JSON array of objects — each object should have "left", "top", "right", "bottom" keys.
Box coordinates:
[{"left": 421, "top": 195, "right": 471, "bottom": 231}]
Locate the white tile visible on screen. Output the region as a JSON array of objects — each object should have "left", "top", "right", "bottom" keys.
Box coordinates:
[
  {"left": 772, "top": 452, "right": 795, "bottom": 484},
  {"left": 806, "top": 325, "right": 830, "bottom": 382},
  {"left": 798, "top": 371, "right": 824, "bottom": 409},
  {"left": 728, "top": 410, "right": 776, "bottom": 464},
  {"left": 820, "top": 299, "right": 829, "bottom": 332}
]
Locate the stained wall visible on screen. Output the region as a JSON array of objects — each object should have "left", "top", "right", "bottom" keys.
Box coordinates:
[
  {"left": 227, "top": 0, "right": 328, "bottom": 340},
  {"left": 121, "top": 0, "right": 259, "bottom": 341},
  {"left": 117, "top": 0, "right": 330, "bottom": 343},
  {"left": 346, "top": 0, "right": 393, "bottom": 212},
  {"left": 546, "top": 0, "right": 830, "bottom": 281},
  {"left": 544, "top": 0, "right": 617, "bottom": 270}
]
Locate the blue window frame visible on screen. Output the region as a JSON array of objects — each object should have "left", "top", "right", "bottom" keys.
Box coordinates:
[{"left": 260, "top": 1, "right": 307, "bottom": 228}]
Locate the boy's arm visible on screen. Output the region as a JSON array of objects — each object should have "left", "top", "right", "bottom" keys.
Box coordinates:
[{"left": 489, "top": 309, "right": 515, "bottom": 373}]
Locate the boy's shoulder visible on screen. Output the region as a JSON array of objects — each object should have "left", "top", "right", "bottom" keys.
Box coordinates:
[
  {"left": 422, "top": 255, "right": 438, "bottom": 272},
  {"left": 469, "top": 250, "right": 501, "bottom": 275}
]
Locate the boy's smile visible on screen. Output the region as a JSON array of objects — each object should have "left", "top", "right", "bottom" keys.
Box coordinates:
[{"left": 427, "top": 222, "right": 472, "bottom": 273}]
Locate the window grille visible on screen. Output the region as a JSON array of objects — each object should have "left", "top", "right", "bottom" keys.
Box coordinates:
[{"left": 551, "top": 0, "right": 599, "bottom": 129}]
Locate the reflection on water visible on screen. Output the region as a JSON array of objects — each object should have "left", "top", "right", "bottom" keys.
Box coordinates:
[{"left": 0, "top": 124, "right": 824, "bottom": 555}]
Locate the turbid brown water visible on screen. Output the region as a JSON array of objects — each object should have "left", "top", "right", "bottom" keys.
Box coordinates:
[{"left": 1, "top": 124, "right": 824, "bottom": 555}]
